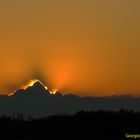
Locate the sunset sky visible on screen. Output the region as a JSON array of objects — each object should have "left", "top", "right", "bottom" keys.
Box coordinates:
[{"left": 0, "top": 0, "right": 140, "bottom": 96}]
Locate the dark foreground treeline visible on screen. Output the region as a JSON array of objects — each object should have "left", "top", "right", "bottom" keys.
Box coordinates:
[{"left": 0, "top": 109, "right": 139, "bottom": 140}]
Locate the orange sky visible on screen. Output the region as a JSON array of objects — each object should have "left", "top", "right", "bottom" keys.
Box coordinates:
[{"left": 0, "top": 0, "right": 140, "bottom": 96}]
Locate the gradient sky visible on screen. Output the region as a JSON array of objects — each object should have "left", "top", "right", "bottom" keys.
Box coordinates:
[{"left": 0, "top": 0, "right": 140, "bottom": 96}]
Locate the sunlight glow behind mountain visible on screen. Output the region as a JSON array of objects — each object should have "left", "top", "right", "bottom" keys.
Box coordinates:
[{"left": 8, "top": 79, "right": 58, "bottom": 96}]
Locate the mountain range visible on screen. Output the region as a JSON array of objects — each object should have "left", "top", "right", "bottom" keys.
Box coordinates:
[{"left": 0, "top": 80, "right": 140, "bottom": 118}]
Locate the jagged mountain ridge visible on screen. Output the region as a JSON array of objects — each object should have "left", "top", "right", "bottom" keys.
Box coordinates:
[
  {"left": 0, "top": 80, "right": 140, "bottom": 118},
  {"left": 13, "top": 81, "right": 51, "bottom": 97}
]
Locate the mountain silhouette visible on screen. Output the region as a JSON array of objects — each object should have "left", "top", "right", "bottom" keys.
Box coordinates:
[
  {"left": 0, "top": 79, "right": 140, "bottom": 118},
  {"left": 25, "top": 81, "right": 50, "bottom": 96},
  {"left": 13, "top": 80, "right": 50, "bottom": 97}
]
